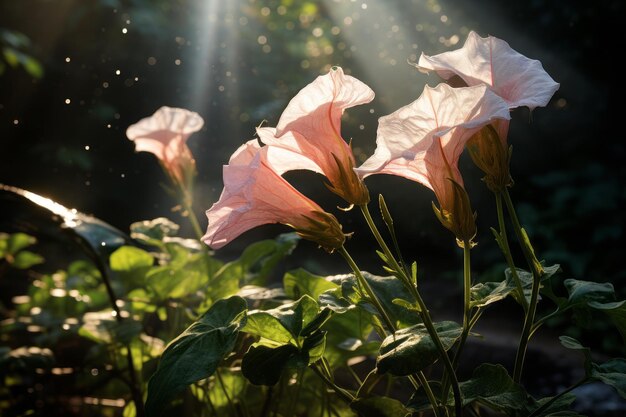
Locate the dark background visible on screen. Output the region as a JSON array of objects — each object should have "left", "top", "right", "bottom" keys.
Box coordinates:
[{"left": 1, "top": 0, "right": 624, "bottom": 356}]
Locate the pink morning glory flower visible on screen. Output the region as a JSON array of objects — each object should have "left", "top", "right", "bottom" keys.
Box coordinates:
[
  {"left": 202, "top": 140, "right": 345, "bottom": 251},
  {"left": 126, "top": 106, "right": 204, "bottom": 188},
  {"left": 416, "top": 31, "right": 559, "bottom": 111},
  {"left": 356, "top": 84, "right": 510, "bottom": 242},
  {"left": 257, "top": 67, "right": 373, "bottom": 206}
]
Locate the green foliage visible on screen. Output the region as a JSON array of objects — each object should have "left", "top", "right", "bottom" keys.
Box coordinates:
[
  {"left": 351, "top": 396, "right": 411, "bottom": 417},
  {"left": 0, "top": 29, "right": 43, "bottom": 78},
  {"left": 376, "top": 321, "right": 462, "bottom": 376},
  {"left": 145, "top": 296, "right": 247, "bottom": 417},
  {"left": 241, "top": 295, "right": 331, "bottom": 386},
  {"left": 560, "top": 336, "right": 626, "bottom": 399},
  {"left": 458, "top": 364, "right": 527, "bottom": 412},
  {"left": 0, "top": 232, "right": 44, "bottom": 269}
]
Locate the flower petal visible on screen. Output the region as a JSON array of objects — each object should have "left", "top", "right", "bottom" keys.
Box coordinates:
[
  {"left": 417, "top": 31, "right": 559, "bottom": 110},
  {"left": 126, "top": 106, "right": 203, "bottom": 161},
  {"left": 256, "top": 127, "right": 324, "bottom": 176},
  {"left": 263, "top": 67, "right": 372, "bottom": 205},
  {"left": 275, "top": 67, "right": 375, "bottom": 140},
  {"left": 356, "top": 83, "right": 511, "bottom": 190},
  {"left": 203, "top": 140, "right": 332, "bottom": 249}
]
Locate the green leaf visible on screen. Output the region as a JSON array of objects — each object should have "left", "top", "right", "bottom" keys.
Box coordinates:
[
  {"left": 241, "top": 343, "right": 307, "bottom": 386},
  {"left": 23, "top": 56, "right": 43, "bottom": 78},
  {"left": 7, "top": 232, "right": 36, "bottom": 254},
  {"left": 301, "top": 308, "right": 333, "bottom": 337},
  {"left": 110, "top": 246, "right": 154, "bottom": 271},
  {"left": 284, "top": 268, "right": 338, "bottom": 300},
  {"left": 236, "top": 232, "right": 300, "bottom": 284},
  {"left": 505, "top": 264, "right": 561, "bottom": 306},
  {"left": 208, "top": 369, "right": 246, "bottom": 408},
  {"left": 146, "top": 265, "right": 206, "bottom": 300},
  {"left": 319, "top": 282, "right": 359, "bottom": 314},
  {"left": 331, "top": 272, "right": 419, "bottom": 328},
  {"left": 145, "top": 296, "right": 247, "bottom": 417},
  {"left": 12, "top": 250, "right": 44, "bottom": 269},
  {"left": 3, "top": 47, "right": 19, "bottom": 67},
  {"left": 560, "top": 336, "right": 626, "bottom": 399},
  {"left": 391, "top": 298, "right": 421, "bottom": 313},
  {"left": 527, "top": 393, "right": 577, "bottom": 417},
  {"left": 130, "top": 217, "right": 180, "bottom": 246},
  {"left": 351, "top": 396, "right": 411, "bottom": 417},
  {"left": 590, "top": 359, "right": 626, "bottom": 399},
  {"left": 459, "top": 364, "right": 527, "bottom": 411},
  {"left": 1, "top": 185, "right": 130, "bottom": 267},
  {"left": 587, "top": 300, "right": 626, "bottom": 343},
  {"left": 470, "top": 280, "right": 516, "bottom": 309},
  {"left": 243, "top": 310, "right": 295, "bottom": 344},
  {"left": 207, "top": 233, "right": 299, "bottom": 301},
  {"left": 322, "top": 307, "right": 376, "bottom": 367},
  {"left": 243, "top": 295, "right": 320, "bottom": 343},
  {"left": 564, "top": 279, "right": 615, "bottom": 306},
  {"left": 410, "top": 262, "right": 417, "bottom": 286},
  {"left": 559, "top": 336, "right": 592, "bottom": 376},
  {"left": 78, "top": 311, "right": 143, "bottom": 344},
  {"left": 376, "top": 321, "right": 461, "bottom": 375}
]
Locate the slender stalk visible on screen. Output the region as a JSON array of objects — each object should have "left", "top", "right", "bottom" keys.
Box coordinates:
[
  {"left": 287, "top": 369, "right": 304, "bottom": 417},
  {"left": 339, "top": 246, "right": 396, "bottom": 333},
  {"left": 462, "top": 241, "right": 472, "bottom": 336},
  {"left": 527, "top": 379, "right": 587, "bottom": 417},
  {"left": 82, "top": 240, "right": 145, "bottom": 417},
  {"left": 259, "top": 387, "right": 273, "bottom": 417},
  {"left": 203, "top": 382, "right": 218, "bottom": 417},
  {"left": 215, "top": 369, "right": 238, "bottom": 417},
  {"left": 495, "top": 192, "right": 527, "bottom": 312},
  {"left": 503, "top": 189, "right": 543, "bottom": 383},
  {"left": 360, "top": 203, "right": 463, "bottom": 417},
  {"left": 503, "top": 189, "right": 541, "bottom": 277},
  {"left": 310, "top": 363, "right": 354, "bottom": 404},
  {"left": 442, "top": 241, "right": 474, "bottom": 404},
  {"left": 453, "top": 240, "right": 474, "bottom": 366},
  {"left": 339, "top": 244, "right": 442, "bottom": 417},
  {"left": 182, "top": 196, "right": 206, "bottom": 242},
  {"left": 359, "top": 204, "right": 410, "bottom": 287},
  {"left": 414, "top": 372, "right": 443, "bottom": 417}
]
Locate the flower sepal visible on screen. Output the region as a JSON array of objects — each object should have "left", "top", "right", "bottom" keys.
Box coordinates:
[
  {"left": 326, "top": 153, "right": 370, "bottom": 207},
  {"left": 293, "top": 210, "right": 347, "bottom": 253},
  {"left": 431, "top": 178, "right": 477, "bottom": 246},
  {"left": 466, "top": 124, "right": 513, "bottom": 193}
]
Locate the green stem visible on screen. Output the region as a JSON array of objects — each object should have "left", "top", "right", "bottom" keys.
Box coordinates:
[
  {"left": 310, "top": 363, "right": 354, "bottom": 404},
  {"left": 359, "top": 205, "right": 410, "bottom": 288},
  {"left": 495, "top": 192, "right": 527, "bottom": 312},
  {"left": 80, "top": 238, "right": 145, "bottom": 417},
  {"left": 414, "top": 372, "right": 443, "bottom": 417},
  {"left": 182, "top": 197, "right": 206, "bottom": 242},
  {"left": 527, "top": 379, "right": 587, "bottom": 417},
  {"left": 503, "top": 189, "right": 543, "bottom": 383},
  {"left": 442, "top": 244, "right": 477, "bottom": 407},
  {"left": 216, "top": 369, "right": 238, "bottom": 417},
  {"left": 339, "top": 246, "right": 397, "bottom": 334},
  {"left": 339, "top": 244, "right": 442, "bottom": 417},
  {"left": 359, "top": 203, "right": 463, "bottom": 417},
  {"left": 462, "top": 241, "right": 472, "bottom": 335},
  {"left": 259, "top": 387, "right": 272, "bottom": 417},
  {"left": 287, "top": 368, "right": 304, "bottom": 417}
]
